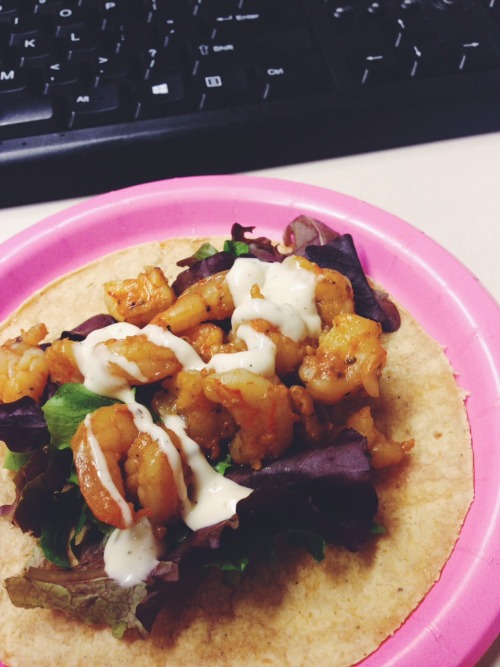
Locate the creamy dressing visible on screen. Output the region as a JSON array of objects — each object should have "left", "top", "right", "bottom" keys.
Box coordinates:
[
  {"left": 103, "top": 516, "right": 160, "bottom": 587},
  {"left": 127, "top": 401, "right": 188, "bottom": 504},
  {"left": 227, "top": 256, "right": 321, "bottom": 339},
  {"left": 207, "top": 324, "right": 276, "bottom": 376},
  {"left": 164, "top": 414, "right": 252, "bottom": 532},
  {"left": 72, "top": 256, "right": 320, "bottom": 585},
  {"left": 73, "top": 322, "right": 145, "bottom": 402},
  {"left": 141, "top": 324, "right": 205, "bottom": 370}
]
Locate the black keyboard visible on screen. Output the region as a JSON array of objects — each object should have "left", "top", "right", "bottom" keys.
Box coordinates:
[{"left": 1, "top": 0, "right": 500, "bottom": 207}]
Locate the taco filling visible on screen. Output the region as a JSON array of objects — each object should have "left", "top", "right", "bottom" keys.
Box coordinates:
[{"left": 0, "top": 217, "right": 472, "bottom": 667}]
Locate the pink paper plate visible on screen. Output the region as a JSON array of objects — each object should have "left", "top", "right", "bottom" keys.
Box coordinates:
[{"left": 1, "top": 175, "right": 499, "bottom": 666}]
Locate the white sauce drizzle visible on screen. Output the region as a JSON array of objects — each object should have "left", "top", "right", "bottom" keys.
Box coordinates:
[
  {"left": 103, "top": 515, "right": 160, "bottom": 587},
  {"left": 73, "top": 322, "right": 145, "bottom": 402},
  {"left": 141, "top": 324, "right": 205, "bottom": 370},
  {"left": 207, "top": 324, "right": 276, "bottom": 376},
  {"left": 127, "top": 401, "right": 188, "bottom": 505},
  {"left": 163, "top": 414, "right": 252, "bottom": 532},
  {"left": 72, "top": 256, "right": 321, "bottom": 585}
]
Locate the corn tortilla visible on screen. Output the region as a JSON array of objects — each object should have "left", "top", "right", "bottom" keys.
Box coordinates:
[{"left": 0, "top": 236, "right": 473, "bottom": 667}]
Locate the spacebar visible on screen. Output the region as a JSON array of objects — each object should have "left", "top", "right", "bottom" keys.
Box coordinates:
[{"left": 0, "top": 95, "right": 56, "bottom": 135}]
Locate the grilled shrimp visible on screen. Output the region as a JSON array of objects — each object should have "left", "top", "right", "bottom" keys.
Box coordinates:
[
  {"left": 203, "top": 368, "right": 297, "bottom": 469},
  {"left": 103, "top": 266, "right": 176, "bottom": 327},
  {"left": 299, "top": 313, "right": 387, "bottom": 405},
  {"left": 247, "top": 319, "right": 313, "bottom": 376},
  {"left": 71, "top": 404, "right": 180, "bottom": 529},
  {"left": 180, "top": 323, "right": 227, "bottom": 362},
  {"left": 124, "top": 430, "right": 180, "bottom": 526},
  {"left": 0, "top": 323, "right": 49, "bottom": 403},
  {"left": 46, "top": 332, "right": 183, "bottom": 387},
  {"left": 45, "top": 338, "right": 84, "bottom": 385},
  {"left": 293, "top": 256, "right": 355, "bottom": 325},
  {"left": 346, "top": 406, "right": 414, "bottom": 469},
  {"left": 151, "top": 271, "right": 234, "bottom": 334},
  {"left": 154, "top": 369, "right": 237, "bottom": 460}
]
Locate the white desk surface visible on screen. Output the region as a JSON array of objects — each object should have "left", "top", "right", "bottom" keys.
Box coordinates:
[{"left": 0, "top": 132, "right": 499, "bottom": 665}]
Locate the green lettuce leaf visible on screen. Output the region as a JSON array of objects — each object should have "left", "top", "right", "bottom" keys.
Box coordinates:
[
  {"left": 5, "top": 565, "right": 150, "bottom": 638},
  {"left": 39, "top": 486, "right": 85, "bottom": 569},
  {"left": 223, "top": 239, "right": 249, "bottom": 256},
  {"left": 3, "top": 450, "right": 31, "bottom": 471},
  {"left": 192, "top": 242, "right": 219, "bottom": 261},
  {"left": 213, "top": 454, "right": 233, "bottom": 475},
  {"left": 285, "top": 529, "right": 326, "bottom": 562},
  {"left": 42, "top": 383, "right": 119, "bottom": 450}
]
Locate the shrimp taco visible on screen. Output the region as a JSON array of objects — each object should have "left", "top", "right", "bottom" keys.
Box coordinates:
[{"left": 0, "top": 217, "right": 472, "bottom": 667}]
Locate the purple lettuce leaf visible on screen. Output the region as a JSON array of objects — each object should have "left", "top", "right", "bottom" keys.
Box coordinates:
[
  {"left": 11, "top": 446, "right": 73, "bottom": 537},
  {"left": 0, "top": 396, "right": 50, "bottom": 453},
  {"left": 230, "top": 223, "right": 286, "bottom": 262},
  {"left": 60, "top": 314, "right": 117, "bottom": 341},
  {"left": 283, "top": 215, "right": 340, "bottom": 255},
  {"left": 227, "top": 428, "right": 378, "bottom": 552},
  {"left": 305, "top": 234, "right": 401, "bottom": 332},
  {"left": 172, "top": 252, "right": 236, "bottom": 296}
]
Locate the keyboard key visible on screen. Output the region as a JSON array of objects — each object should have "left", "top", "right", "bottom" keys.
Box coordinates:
[
  {"left": 92, "top": 53, "right": 130, "bottom": 83},
  {"left": 196, "top": 64, "right": 253, "bottom": 109},
  {"left": 401, "top": 39, "right": 454, "bottom": 77},
  {"left": 455, "top": 39, "right": 500, "bottom": 71},
  {"left": 42, "top": 60, "right": 81, "bottom": 92},
  {"left": 257, "top": 54, "right": 333, "bottom": 100},
  {"left": 193, "top": 27, "right": 313, "bottom": 65},
  {"left": 356, "top": 50, "right": 405, "bottom": 85},
  {"left": 134, "top": 74, "right": 187, "bottom": 118},
  {"left": 0, "top": 66, "right": 30, "bottom": 94},
  {"left": 66, "top": 84, "right": 123, "bottom": 128},
  {"left": 10, "top": 35, "right": 54, "bottom": 66},
  {"left": 0, "top": 1, "right": 19, "bottom": 23},
  {"left": 0, "top": 94, "right": 54, "bottom": 129}
]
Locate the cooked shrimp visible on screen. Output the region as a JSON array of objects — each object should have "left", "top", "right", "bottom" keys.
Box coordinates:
[
  {"left": 154, "top": 369, "right": 236, "bottom": 460},
  {"left": 289, "top": 384, "right": 337, "bottom": 446},
  {"left": 299, "top": 313, "right": 386, "bottom": 405},
  {"left": 71, "top": 403, "right": 180, "bottom": 529},
  {"left": 71, "top": 404, "right": 139, "bottom": 529},
  {"left": 248, "top": 319, "right": 313, "bottom": 377},
  {"left": 203, "top": 368, "right": 297, "bottom": 469},
  {"left": 180, "top": 323, "right": 226, "bottom": 362},
  {"left": 293, "top": 256, "right": 355, "bottom": 325},
  {"left": 103, "top": 266, "right": 176, "bottom": 327},
  {"left": 124, "top": 430, "right": 180, "bottom": 525},
  {"left": 45, "top": 338, "right": 84, "bottom": 385},
  {"left": 151, "top": 271, "right": 234, "bottom": 334},
  {"left": 0, "top": 323, "right": 49, "bottom": 403},
  {"left": 102, "top": 335, "right": 183, "bottom": 384},
  {"left": 346, "top": 406, "right": 414, "bottom": 469},
  {"left": 46, "top": 333, "right": 183, "bottom": 387}
]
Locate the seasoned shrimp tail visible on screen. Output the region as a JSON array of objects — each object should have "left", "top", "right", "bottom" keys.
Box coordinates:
[
  {"left": 104, "top": 266, "right": 176, "bottom": 327},
  {"left": 0, "top": 324, "right": 49, "bottom": 403},
  {"left": 203, "top": 368, "right": 297, "bottom": 469},
  {"left": 151, "top": 271, "right": 234, "bottom": 334}
]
